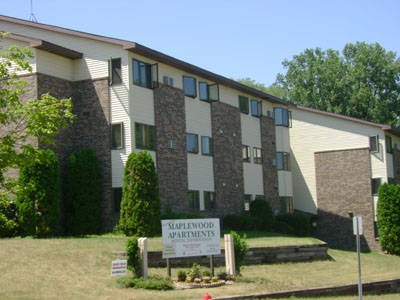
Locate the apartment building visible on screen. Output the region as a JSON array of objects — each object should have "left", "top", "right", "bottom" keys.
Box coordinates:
[
  {"left": 0, "top": 15, "right": 293, "bottom": 232},
  {"left": 290, "top": 105, "right": 400, "bottom": 251}
]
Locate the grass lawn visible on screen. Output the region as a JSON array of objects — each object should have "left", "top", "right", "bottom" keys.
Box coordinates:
[{"left": 1, "top": 234, "right": 400, "bottom": 300}]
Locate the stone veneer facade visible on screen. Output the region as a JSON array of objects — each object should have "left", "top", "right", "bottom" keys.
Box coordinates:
[
  {"left": 153, "top": 84, "right": 188, "bottom": 214},
  {"left": 314, "top": 148, "right": 379, "bottom": 252},
  {"left": 21, "top": 73, "right": 114, "bottom": 232},
  {"left": 260, "top": 115, "right": 280, "bottom": 210},
  {"left": 211, "top": 101, "right": 245, "bottom": 216}
]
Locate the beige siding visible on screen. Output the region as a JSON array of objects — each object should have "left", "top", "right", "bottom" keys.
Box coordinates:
[
  {"left": 36, "top": 50, "right": 73, "bottom": 81},
  {"left": 290, "top": 108, "right": 388, "bottom": 214}
]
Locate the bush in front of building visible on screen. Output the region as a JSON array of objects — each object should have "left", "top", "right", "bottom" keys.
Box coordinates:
[
  {"left": 249, "top": 199, "right": 274, "bottom": 231},
  {"left": 16, "top": 149, "right": 61, "bottom": 237},
  {"left": 119, "top": 151, "right": 161, "bottom": 237},
  {"left": 223, "top": 214, "right": 264, "bottom": 230},
  {"left": 0, "top": 196, "right": 19, "bottom": 237},
  {"left": 275, "top": 212, "right": 311, "bottom": 237},
  {"left": 377, "top": 183, "right": 400, "bottom": 255},
  {"left": 65, "top": 148, "right": 100, "bottom": 236}
]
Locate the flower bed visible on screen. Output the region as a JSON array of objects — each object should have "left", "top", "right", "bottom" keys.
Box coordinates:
[{"left": 173, "top": 279, "right": 227, "bottom": 289}]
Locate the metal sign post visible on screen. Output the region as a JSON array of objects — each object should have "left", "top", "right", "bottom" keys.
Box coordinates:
[{"left": 353, "top": 216, "right": 363, "bottom": 300}]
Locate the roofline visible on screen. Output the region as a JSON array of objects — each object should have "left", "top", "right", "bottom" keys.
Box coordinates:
[
  {"left": 0, "top": 15, "right": 288, "bottom": 105},
  {"left": 295, "top": 104, "right": 400, "bottom": 136}
]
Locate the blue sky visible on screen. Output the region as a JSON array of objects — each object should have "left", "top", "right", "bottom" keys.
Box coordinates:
[{"left": 2, "top": 0, "right": 400, "bottom": 86}]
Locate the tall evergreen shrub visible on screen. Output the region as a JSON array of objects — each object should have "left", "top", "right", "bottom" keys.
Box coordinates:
[
  {"left": 65, "top": 148, "right": 100, "bottom": 235},
  {"left": 377, "top": 183, "right": 400, "bottom": 255},
  {"left": 16, "top": 149, "right": 61, "bottom": 237},
  {"left": 249, "top": 199, "right": 274, "bottom": 230},
  {"left": 119, "top": 151, "right": 160, "bottom": 237}
]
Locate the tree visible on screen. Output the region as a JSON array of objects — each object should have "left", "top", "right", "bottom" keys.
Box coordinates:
[
  {"left": 236, "top": 77, "right": 286, "bottom": 99},
  {"left": 0, "top": 32, "right": 76, "bottom": 196},
  {"left": 377, "top": 183, "right": 400, "bottom": 255},
  {"left": 65, "top": 148, "right": 100, "bottom": 236},
  {"left": 276, "top": 42, "right": 400, "bottom": 127},
  {"left": 119, "top": 151, "right": 161, "bottom": 237},
  {"left": 16, "top": 149, "right": 61, "bottom": 237}
]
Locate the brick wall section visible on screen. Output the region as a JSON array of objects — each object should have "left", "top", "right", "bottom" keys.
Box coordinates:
[
  {"left": 211, "top": 101, "right": 244, "bottom": 216},
  {"left": 260, "top": 115, "right": 280, "bottom": 210},
  {"left": 154, "top": 84, "right": 188, "bottom": 214},
  {"left": 314, "top": 148, "right": 379, "bottom": 251},
  {"left": 34, "top": 73, "right": 114, "bottom": 232}
]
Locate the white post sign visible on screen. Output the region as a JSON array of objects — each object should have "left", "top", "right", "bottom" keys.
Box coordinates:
[
  {"left": 353, "top": 216, "right": 363, "bottom": 235},
  {"left": 111, "top": 259, "right": 127, "bottom": 276},
  {"left": 161, "top": 218, "right": 221, "bottom": 258}
]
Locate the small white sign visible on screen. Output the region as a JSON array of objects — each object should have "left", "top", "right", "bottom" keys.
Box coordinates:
[
  {"left": 111, "top": 259, "right": 127, "bottom": 276},
  {"left": 353, "top": 216, "right": 363, "bottom": 236}
]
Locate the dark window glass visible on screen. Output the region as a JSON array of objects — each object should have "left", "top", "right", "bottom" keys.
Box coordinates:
[
  {"left": 369, "top": 135, "right": 379, "bottom": 153},
  {"left": 133, "top": 59, "right": 153, "bottom": 88},
  {"left": 186, "top": 133, "right": 198, "bottom": 153},
  {"left": 135, "top": 123, "right": 155, "bottom": 150},
  {"left": 251, "top": 99, "right": 261, "bottom": 117},
  {"left": 277, "top": 152, "right": 291, "bottom": 171},
  {"left": 204, "top": 191, "right": 215, "bottom": 210},
  {"left": 201, "top": 136, "right": 213, "bottom": 156},
  {"left": 189, "top": 190, "right": 200, "bottom": 209},
  {"left": 111, "top": 123, "right": 124, "bottom": 149},
  {"left": 239, "top": 96, "right": 249, "bottom": 114},
  {"left": 113, "top": 188, "right": 122, "bottom": 213},
  {"left": 110, "top": 58, "right": 122, "bottom": 85},
  {"left": 386, "top": 135, "right": 393, "bottom": 153},
  {"left": 253, "top": 147, "right": 262, "bottom": 164},
  {"left": 199, "top": 82, "right": 208, "bottom": 101},
  {"left": 242, "top": 145, "right": 250, "bottom": 162},
  {"left": 183, "top": 76, "right": 197, "bottom": 97},
  {"left": 244, "top": 194, "right": 251, "bottom": 211},
  {"left": 371, "top": 178, "right": 381, "bottom": 195},
  {"left": 274, "top": 107, "right": 291, "bottom": 127}
]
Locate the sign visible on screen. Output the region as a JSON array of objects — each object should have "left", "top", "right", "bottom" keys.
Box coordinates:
[
  {"left": 353, "top": 216, "right": 363, "bottom": 235},
  {"left": 111, "top": 259, "right": 127, "bottom": 276},
  {"left": 161, "top": 218, "right": 221, "bottom": 258}
]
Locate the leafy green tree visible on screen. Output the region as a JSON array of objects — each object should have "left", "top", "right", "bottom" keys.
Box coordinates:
[
  {"left": 377, "top": 183, "right": 400, "bottom": 255},
  {"left": 16, "top": 149, "right": 61, "bottom": 237},
  {"left": 236, "top": 77, "right": 286, "bottom": 99},
  {"left": 0, "top": 32, "right": 76, "bottom": 196},
  {"left": 276, "top": 42, "right": 400, "bottom": 127},
  {"left": 249, "top": 198, "right": 274, "bottom": 231},
  {"left": 230, "top": 231, "right": 249, "bottom": 275},
  {"left": 65, "top": 148, "right": 100, "bottom": 235},
  {"left": 119, "top": 151, "right": 161, "bottom": 237}
]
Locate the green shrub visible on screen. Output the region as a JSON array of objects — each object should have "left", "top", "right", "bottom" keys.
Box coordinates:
[
  {"left": 126, "top": 237, "right": 141, "bottom": 277},
  {"left": 187, "top": 263, "right": 202, "bottom": 281},
  {"left": 177, "top": 270, "right": 187, "bottom": 282},
  {"left": 16, "top": 149, "right": 61, "bottom": 237},
  {"left": 0, "top": 196, "right": 19, "bottom": 237},
  {"left": 117, "top": 275, "right": 173, "bottom": 290},
  {"left": 377, "top": 183, "right": 400, "bottom": 255},
  {"left": 250, "top": 199, "right": 274, "bottom": 230},
  {"left": 223, "top": 214, "right": 263, "bottom": 230},
  {"left": 276, "top": 212, "right": 310, "bottom": 236},
  {"left": 230, "top": 231, "right": 249, "bottom": 275},
  {"left": 119, "top": 151, "right": 161, "bottom": 237},
  {"left": 65, "top": 148, "right": 100, "bottom": 236}
]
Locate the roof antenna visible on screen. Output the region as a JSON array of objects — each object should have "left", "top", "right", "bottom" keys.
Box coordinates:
[{"left": 29, "top": 0, "right": 38, "bottom": 22}]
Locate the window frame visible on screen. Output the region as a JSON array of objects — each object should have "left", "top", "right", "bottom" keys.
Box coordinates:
[
  {"left": 188, "top": 190, "right": 200, "bottom": 209},
  {"left": 204, "top": 191, "right": 215, "bottom": 210},
  {"left": 277, "top": 152, "right": 291, "bottom": 171},
  {"left": 371, "top": 178, "right": 381, "bottom": 195},
  {"left": 239, "top": 95, "right": 249, "bottom": 114},
  {"left": 135, "top": 122, "right": 156, "bottom": 150},
  {"left": 251, "top": 99, "right": 262, "bottom": 117},
  {"left": 274, "top": 107, "right": 291, "bottom": 127},
  {"left": 201, "top": 136, "right": 213, "bottom": 156},
  {"left": 242, "top": 145, "right": 251, "bottom": 163},
  {"left": 244, "top": 194, "right": 251, "bottom": 211},
  {"left": 199, "top": 81, "right": 208, "bottom": 101},
  {"left": 133, "top": 59, "right": 158, "bottom": 89},
  {"left": 253, "top": 147, "right": 262, "bottom": 164},
  {"left": 109, "top": 58, "right": 122, "bottom": 86},
  {"left": 186, "top": 133, "right": 199, "bottom": 153},
  {"left": 386, "top": 135, "right": 393, "bottom": 154},
  {"left": 111, "top": 123, "right": 124, "bottom": 150},
  {"left": 113, "top": 187, "right": 122, "bottom": 213},
  {"left": 369, "top": 135, "right": 379, "bottom": 153},
  {"left": 183, "top": 76, "right": 197, "bottom": 98},
  {"left": 280, "top": 196, "right": 294, "bottom": 214}
]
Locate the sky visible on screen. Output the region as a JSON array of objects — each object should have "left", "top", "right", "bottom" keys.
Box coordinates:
[{"left": 1, "top": 0, "right": 400, "bottom": 86}]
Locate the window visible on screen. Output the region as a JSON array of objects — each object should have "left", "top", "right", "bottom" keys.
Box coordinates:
[
  {"left": 183, "top": 76, "right": 197, "bottom": 97},
  {"left": 253, "top": 147, "right": 262, "bottom": 164},
  {"left": 244, "top": 194, "right": 251, "bottom": 211},
  {"left": 199, "top": 82, "right": 208, "bottom": 101},
  {"left": 133, "top": 59, "right": 158, "bottom": 89},
  {"left": 277, "top": 152, "right": 291, "bottom": 171},
  {"left": 386, "top": 135, "right": 393, "bottom": 153},
  {"left": 135, "top": 123, "right": 155, "bottom": 150},
  {"left": 111, "top": 123, "right": 124, "bottom": 149},
  {"left": 280, "top": 197, "right": 294, "bottom": 214},
  {"left": 242, "top": 145, "right": 251, "bottom": 162},
  {"left": 186, "top": 133, "right": 198, "bottom": 153},
  {"left": 201, "top": 136, "right": 213, "bottom": 156},
  {"left": 371, "top": 178, "right": 381, "bottom": 195},
  {"left": 204, "top": 191, "right": 215, "bottom": 210},
  {"left": 109, "top": 58, "right": 122, "bottom": 85},
  {"left": 251, "top": 99, "right": 262, "bottom": 117},
  {"left": 369, "top": 135, "right": 379, "bottom": 153},
  {"left": 239, "top": 96, "right": 249, "bottom": 114},
  {"left": 113, "top": 188, "right": 122, "bottom": 213},
  {"left": 189, "top": 190, "right": 200, "bottom": 209},
  {"left": 274, "top": 107, "right": 291, "bottom": 127}
]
